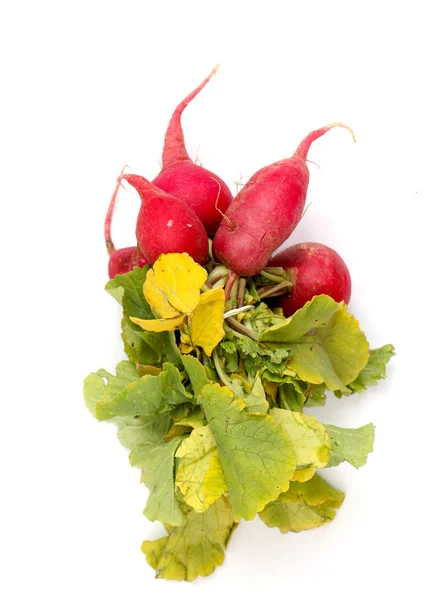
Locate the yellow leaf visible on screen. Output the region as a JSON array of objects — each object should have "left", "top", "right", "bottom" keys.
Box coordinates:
[
  {"left": 130, "top": 314, "right": 186, "bottom": 332},
  {"left": 180, "top": 343, "right": 194, "bottom": 354},
  {"left": 270, "top": 409, "right": 331, "bottom": 470},
  {"left": 190, "top": 288, "right": 225, "bottom": 356},
  {"left": 143, "top": 253, "right": 207, "bottom": 319},
  {"left": 291, "top": 467, "right": 316, "bottom": 482},
  {"left": 142, "top": 496, "right": 236, "bottom": 581},
  {"left": 264, "top": 381, "right": 278, "bottom": 402},
  {"left": 260, "top": 474, "right": 345, "bottom": 533},
  {"left": 176, "top": 425, "right": 228, "bottom": 512},
  {"left": 179, "top": 327, "right": 194, "bottom": 354},
  {"left": 136, "top": 365, "right": 162, "bottom": 377}
]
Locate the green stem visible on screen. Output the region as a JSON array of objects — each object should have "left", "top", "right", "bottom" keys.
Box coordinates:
[
  {"left": 229, "top": 277, "right": 239, "bottom": 309},
  {"left": 212, "top": 276, "right": 227, "bottom": 289},
  {"left": 259, "top": 268, "right": 287, "bottom": 284},
  {"left": 212, "top": 350, "right": 237, "bottom": 392},
  {"left": 237, "top": 278, "right": 246, "bottom": 308},
  {"left": 207, "top": 264, "right": 229, "bottom": 285},
  {"left": 257, "top": 280, "right": 293, "bottom": 299},
  {"left": 225, "top": 317, "right": 259, "bottom": 341}
]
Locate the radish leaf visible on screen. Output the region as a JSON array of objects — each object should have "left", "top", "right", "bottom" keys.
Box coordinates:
[
  {"left": 199, "top": 383, "right": 296, "bottom": 521},
  {"left": 260, "top": 473, "right": 344, "bottom": 533},
  {"left": 142, "top": 496, "right": 236, "bottom": 581}
]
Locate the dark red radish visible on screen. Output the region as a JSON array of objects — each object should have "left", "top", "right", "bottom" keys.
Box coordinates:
[
  {"left": 120, "top": 173, "right": 209, "bottom": 266},
  {"left": 152, "top": 66, "right": 233, "bottom": 235},
  {"left": 108, "top": 247, "right": 138, "bottom": 279},
  {"left": 105, "top": 170, "right": 148, "bottom": 279},
  {"left": 130, "top": 246, "right": 148, "bottom": 268},
  {"left": 269, "top": 242, "right": 352, "bottom": 316},
  {"left": 213, "top": 123, "right": 355, "bottom": 276}
]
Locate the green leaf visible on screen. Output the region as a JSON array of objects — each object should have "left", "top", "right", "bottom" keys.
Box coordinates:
[
  {"left": 175, "top": 425, "right": 228, "bottom": 512},
  {"left": 105, "top": 266, "right": 153, "bottom": 325},
  {"left": 95, "top": 363, "right": 191, "bottom": 421},
  {"left": 244, "top": 375, "right": 269, "bottom": 413},
  {"left": 305, "top": 383, "right": 327, "bottom": 407},
  {"left": 83, "top": 361, "right": 140, "bottom": 417},
  {"left": 83, "top": 373, "right": 105, "bottom": 416},
  {"left": 169, "top": 404, "right": 194, "bottom": 422},
  {"left": 130, "top": 437, "right": 185, "bottom": 526},
  {"left": 259, "top": 473, "right": 345, "bottom": 533},
  {"left": 176, "top": 406, "right": 207, "bottom": 429},
  {"left": 243, "top": 302, "right": 286, "bottom": 335},
  {"left": 270, "top": 408, "right": 331, "bottom": 473},
  {"left": 115, "top": 415, "right": 172, "bottom": 449},
  {"left": 325, "top": 423, "right": 375, "bottom": 468},
  {"left": 102, "top": 361, "right": 141, "bottom": 401},
  {"left": 230, "top": 334, "right": 290, "bottom": 378},
  {"left": 161, "top": 331, "right": 184, "bottom": 369},
  {"left": 199, "top": 383, "right": 296, "bottom": 521},
  {"left": 141, "top": 496, "right": 236, "bottom": 581},
  {"left": 259, "top": 295, "right": 369, "bottom": 391},
  {"left": 121, "top": 319, "right": 161, "bottom": 366},
  {"left": 345, "top": 344, "right": 395, "bottom": 394},
  {"left": 279, "top": 382, "right": 306, "bottom": 412},
  {"left": 181, "top": 355, "right": 210, "bottom": 396},
  {"left": 219, "top": 341, "right": 239, "bottom": 373}
]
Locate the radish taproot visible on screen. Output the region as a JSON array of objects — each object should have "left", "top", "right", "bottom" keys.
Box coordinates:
[
  {"left": 269, "top": 242, "right": 352, "bottom": 315},
  {"left": 120, "top": 173, "right": 209, "bottom": 266},
  {"left": 152, "top": 66, "right": 233, "bottom": 235},
  {"left": 213, "top": 123, "right": 355, "bottom": 276},
  {"left": 105, "top": 172, "right": 147, "bottom": 279}
]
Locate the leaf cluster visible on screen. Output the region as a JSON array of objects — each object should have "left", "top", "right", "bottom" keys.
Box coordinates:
[{"left": 83, "top": 259, "right": 394, "bottom": 581}]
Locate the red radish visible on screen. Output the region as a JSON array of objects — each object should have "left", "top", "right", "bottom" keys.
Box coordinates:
[
  {"left": 213, "top": 123, "right": 355, "bottom": 276},
  {"left": 120, "top": 173, "right": 209, "bottom": 266},
  {"left": 269, "top": 242, "right": 352, "bottom": 316},
  {"left": 130, "top": 246, "right": 147, "bottom": 268},
  {"left": 105, "top": 171, "right": 147, "bottom": 279},
  {"left": 152, "top": 66, "right": 233, "bottom": 235},
  {"left": 108, "top": 247, "right": 139, "bottom": 279}
]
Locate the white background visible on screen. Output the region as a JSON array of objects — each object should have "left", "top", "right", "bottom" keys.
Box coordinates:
[{"left": 1, "top": 1, "right": 431, "bottom": 598}]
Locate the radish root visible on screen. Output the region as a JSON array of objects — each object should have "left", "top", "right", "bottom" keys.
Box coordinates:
[{"left": 105, "top": 164, "right": 130, "bottom": 255}]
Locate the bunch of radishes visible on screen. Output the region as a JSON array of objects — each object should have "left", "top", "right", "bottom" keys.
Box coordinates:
[{"left": 105, "top": 66, "right": 353, "bottom": 317}]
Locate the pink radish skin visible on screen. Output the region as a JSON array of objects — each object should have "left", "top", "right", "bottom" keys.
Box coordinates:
[
  {"left": 108, "top": 247, "right": 147, "bottom": 279},
  {"left": 213, "top": 123, "right": 355, "bottom": 276},
  {"left": 120, "top": 173, "right": 209, "bottom": 266},
  {"left": 152, "top": 66, "right": 233, "bottom": 235},
  {"left": 269, "top": 242, "right": 352, "bottom": 316},
  {"left": 130, "top": 246, "right": 148, "bottom": 268}
]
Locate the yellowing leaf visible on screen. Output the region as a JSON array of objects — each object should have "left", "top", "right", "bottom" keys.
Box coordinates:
[
  {"left": 143, "top": 253, "right": 207, "bottom": 319},
  {"left": 190, "top": 288, "right": 225, "bottom": 356},
  {"left": 130, "top": 314, "right": 186, "bottom": 332},
  {"left": 259, "top": 295, "right": 370, "bottom": 391},
  {"left": 259, "top": 473, "right": 345, "bottom": 533},
  {"left": 176, "top": 425, "right": 228, "bottom": 512},
  {"left": 176, "top": 406, "right": 207, "bottom": 429},
  {"left": 199, "top": 383, "right": 296, "bottom": 521},
  {"left": 291, "top": 467, "right": 317, "bottom": 482},
  {"left": 142, "top": 496, "right": 236, "bottom": 581},
  {"left": 244, "top": 375, "right": 269, "bottom": 414},
  {"left": 271, "top": 408, "right": 331, "bottom": 472}
]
